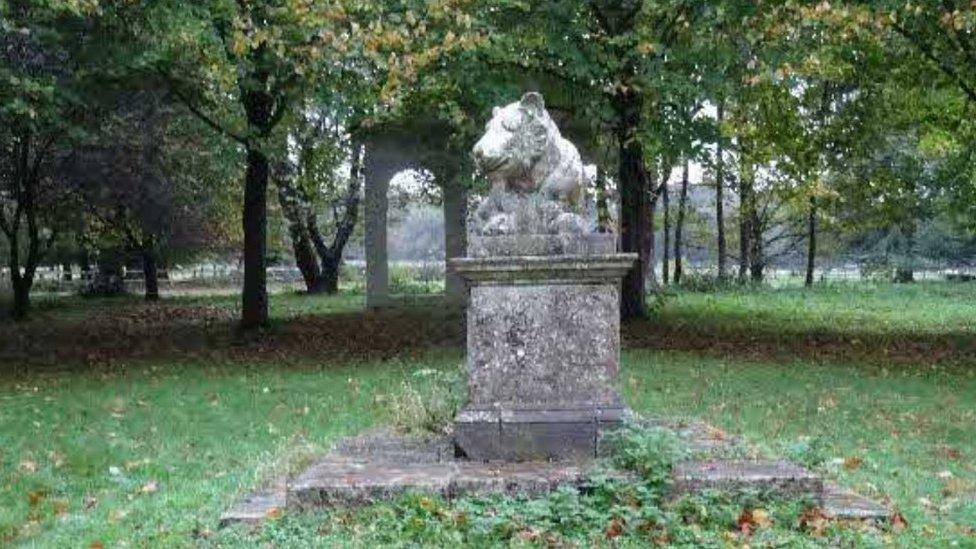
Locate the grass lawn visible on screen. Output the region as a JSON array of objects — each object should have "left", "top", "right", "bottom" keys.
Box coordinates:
[
  {"left": 658, "top": 282, "right": 976, "bottom": 336},
  {"left": 1, "top": 282, "right": 974, "bottom": 546}
]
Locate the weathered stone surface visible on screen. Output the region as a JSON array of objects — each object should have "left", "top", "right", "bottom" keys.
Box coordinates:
[
  {"left": 672, "top": 460, "right": 824, "bottom": 502},
  {"left": 289, "top": 459, "right": 454, "bottom": 510},
  {"left": 223, "top": 424, "right": 887, "bottom": 526},
  {"left": 450, "top": 254, "right": 636, "bottom": 285},
  {"left": 290, "top": 459, "right": 596, "bottom": 509},
  {"left": 219, "top": 479, "right": 287, "bottom": 528},
  {"left": 470, "top": 93, "right": 589, "bottom": 236},
  {"left": 449, "top": 233, "right": 635, "bottom": 460},
  {"left": 822, "top": 483, "right": 889, "bottom": 519},
  {"left": 465, "top": 283, "right": 621, "bottom": 408},
  {"left": 455, "top": 406, "right": 627, "bottom": 461},
  {"left": 468, "top": 233, "right": 615, "bottom": 258}
]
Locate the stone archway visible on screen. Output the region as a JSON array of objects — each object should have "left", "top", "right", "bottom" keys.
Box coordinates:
[{"left": 361, "top": 119, "right": 468, "bottom": 308}]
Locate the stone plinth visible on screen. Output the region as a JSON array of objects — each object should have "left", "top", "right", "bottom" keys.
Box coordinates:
[{"left": 449, "top": 234, "right": 636, "bottom": 461}]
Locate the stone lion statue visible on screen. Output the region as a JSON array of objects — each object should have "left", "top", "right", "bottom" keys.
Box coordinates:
[{"left": 471, "top": 92, "right": 589, "bottom": 235}]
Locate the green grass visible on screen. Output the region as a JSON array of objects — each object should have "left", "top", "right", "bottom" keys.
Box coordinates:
[
  {"left": 660, "top": 282, "right": 976, "bottom": 336},
  {"left": 622, "top": 351, "right": 976, "bottom": 545},
  {"left": 0, "top": 352, "right": 460, "bottom": 547},
  {"left": 2, "top": 282, "right": 975, "bottom": 546}
]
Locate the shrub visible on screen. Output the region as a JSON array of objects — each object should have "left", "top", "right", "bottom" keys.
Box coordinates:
[
  {"left": 603, "top": 422, "right": 683, "bottom": 491},
  {"left": 676, "top": 270, "right": 737, "bottom": 293},
  {"left": 387, "top": 366, "right": 465, "bottom": 435}
]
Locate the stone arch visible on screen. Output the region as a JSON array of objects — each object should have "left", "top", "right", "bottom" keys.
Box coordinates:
[{"left": 361, "top": 119, "right": 468, "bottom": 308}]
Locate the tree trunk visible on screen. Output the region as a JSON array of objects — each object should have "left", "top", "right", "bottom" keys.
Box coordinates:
[
  {"left": 296, "top": 229, "right": 326, "bottom": 293},
  {"left": 613, "top": 90, "right": 649, "bottom": 320},
  {"left": 595, "top": 166, "right": 613, "bottom": 233},
  {"left": 738, "top": 145, "right": 753, "bottom": 283},
  {"left": 320, "top": 251, "right": 340, "bottom": 294},
  {"left": 91, "top": 254, "right": 125, "bottom": 296},
  {"left": 273, "top": 169, "right": 325, "bottom": 294},
  {"left": 749, "top": 198, "right": 764, "bottom": 283},
  {"left": 142, "top": 245, "right": 160, "bottom": 301},
  {"left": 442, "top": 169, "right": 468, "bottom": 306},
  {"left": 241, "top": 144, "right": 270, "bottom": 328},
  {"left": 80, "top": 250, "right": 92, "bottom": 281},
  {"left": 12, "top": 277, "right": 31, "bottom": 321},
  {"left": 805, "top": 195, "right": 816, "bottom": 287},
  {"left": 715, "top": 101, "right": 727, "bottom": 280},
  {"left": 674, "top": 159, "right": 689, "bottom": 285},
  {"left": 662, "top": 172, "right": 671, "bottom": 286},
  {"left": 240, "top": 86, "right": 272, "bottom": 330},
  {"left": 895, "top": 222, "right": 916, "bottom": 283}
]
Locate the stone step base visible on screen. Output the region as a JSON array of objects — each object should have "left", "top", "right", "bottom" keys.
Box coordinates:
[
  {"left": 287, "top": 458, "right": 625, "bottom": 510},
  {"left": 822, "top": 484, "right": 889, "bottom": 520},
  {"left": 220, "top": 425, "right": 889, "bottom": 527},
  {"left": 219, "top": 480, "right": 287, "bottom": 528},
  {"left": 671, "top": 459, "right": 824, "bottom": 502}
]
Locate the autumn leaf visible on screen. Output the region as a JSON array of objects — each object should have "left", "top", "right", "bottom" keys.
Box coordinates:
[
  {"left": 605, "top": 518, "right": 624, "bottom": 539},
  {"left": 799, "top": 506, "right": 830, "bottom": 536},
  {"left": 843, "top": 456, "right": 863, "bottom": 470},
  {"left": 28, "top": 490, "right": 47, "bottom": 507},
  {"left": 738, "top": 507, "right": 772, "bottom": 535},
  {"left": 140, "top": 480, "right": 158, "bottom": 494},
  {"left": 890, "top": 511, "right": 909, "bottom": 532}
]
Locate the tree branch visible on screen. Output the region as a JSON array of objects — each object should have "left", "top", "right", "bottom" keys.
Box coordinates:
[
  {"left": 893, "top": 22, "right": 976, "bottom": 105},
  {"left": 159, "top": 69, "right": 250, "bottom": 146}
]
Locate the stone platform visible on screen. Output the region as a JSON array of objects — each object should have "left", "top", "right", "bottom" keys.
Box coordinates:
[{"left": 220, "top": 419, "right": 889, "bottom": 526}]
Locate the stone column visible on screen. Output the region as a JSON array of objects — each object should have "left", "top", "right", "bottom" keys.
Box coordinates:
[
  {"left": 449, "top": 234, "right": 636, "bottom": 461},
  {"left": 364, "top": 159, "right": 392, "bottom": 309},
  {"left": 442, "top": 178, "right": 468, "bottom": 307}
]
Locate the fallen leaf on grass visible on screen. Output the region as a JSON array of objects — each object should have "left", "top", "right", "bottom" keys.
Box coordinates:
[
  {"left": 936, "top": 447, "right": 962, "bottom": 460},
  {"left": 843, "top": 456, "right": 863, "bottom": 471},
  {"left": 738, "top": 508, "right": 772, "bottom": 535},
  {"left": 28, "top": 491, "right": 46, "bottom": 507},
  {"left": 890, "top": 512, "right": 908, "bottom": 533},
  {"left": 605, "top": 518, "right": 624, "bottom": 539},
  {"left": 265, "top": 507, "right": 283, "bottom": 520},
  {"left": 799, "top": 507, "right": 830, "bottom": 536},
  {"left": 140, "top": 481, "right": 158, "bottom": 494},
  {"left": 83, "top": 495, "right": 98, "bottom": 510},
  {"left": 936, "top": 470, "right": 953, "bottom": 479},
  {"left": 18, "top": 460, "right": 37, "bottom": 473}
]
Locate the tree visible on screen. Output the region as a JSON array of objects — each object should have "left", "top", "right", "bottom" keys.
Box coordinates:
[
  {"left": 273, "top": 105, "right": 362, "bottom": 294},
  {"left": 673, "top": 158, "right": 689, "bottom": 284},
  {"left": 116, "top": 0, "right": 481, "bottom": 329},
  {"left": 64, "top": 89, "right": 238, "bottom": 300},
  {"left": 0, "top": 1, "right": 92, "bottom": 319}
]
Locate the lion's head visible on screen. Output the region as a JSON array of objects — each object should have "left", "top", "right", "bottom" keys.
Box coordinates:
[{"left": 472, "top": 92, "right": 553, "bottom": 193}]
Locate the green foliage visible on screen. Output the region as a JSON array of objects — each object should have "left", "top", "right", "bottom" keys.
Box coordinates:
[
  {"left": 673, "top": 270, "right": 738, "bottom": 293},
  {"left": 604, "top": 423, "right": 682, "bottom": 489}
]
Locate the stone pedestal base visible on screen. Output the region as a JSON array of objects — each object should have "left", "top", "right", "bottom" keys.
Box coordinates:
[
  {"left": 455, "top": 405, "right": 627, "bottom": 461},
  {"left": 449, "top": 235, "right": 636, "bottom": 462}
]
